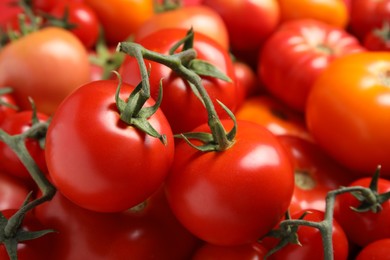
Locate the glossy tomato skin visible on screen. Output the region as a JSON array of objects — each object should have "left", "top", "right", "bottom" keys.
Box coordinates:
[
  {"left": 355, "top": 238, "right": 390, "bottom": 260},
  {"left": 277, "top": 0, "right": 349, "bottom": 28},
  {"left": 0, "top": 89, "right": 17, "bottom": 124},
  {"left": 165, "top": 120, "right": 295, "bottom": 246},
  {"left": 192, "top": 242, "right": 268, "bottom": 260},
  {"left": 233, "top": 61, "right": 261, "bottom": 106},
  {"left": 264, "top": 209, "right": 349, "bottom": 260},
  {"left": 0, "top": 27, "right": 91, "bottom": 115},
  {"left": 349, "top": 0, "right": 390, "bottom": 41},
  {"left": 306, "top": 52, "right": 390, "bottom": 177},
  {"left": 135, "top": 5, "right": 230, "bottom": 50},
  {"left": 258, "top": 18, "right": 364, "bottom": 112},
  {"left": 45, "top": 79, "right": 175, "bottom": 212},
  {"left": 202, "top": 0, "right": 280, "bottom": 52},
  {"left": 84, "top": 0, "right": 154, "bottom": 46},
  {"left": 277, "top": 135, "right": 356, "bottom": 214},
  {"left": 0, "top": 172, "right": 31, "bottom": 211},
  {"left": 235, "top": 95, "right": 313, "bottom": 142},
  {"left": 49, "top": 1, "right": 100, "bottom": 49},
  {"left": 0, "top": 110, "right": 49, "bottom": 182},
  {"left": 334, "top": 177, "right": 390, "bottom": 247},
  {"left": 120, "top": 28, "right": 238, "bottom": 134}
]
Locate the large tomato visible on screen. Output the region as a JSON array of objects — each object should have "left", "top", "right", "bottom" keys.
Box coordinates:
[
  {"left": 355, "top": 238, "right": 390, "bottom": 260},
  {"left": 134, "top": 5, "right": 230, "bottom": 50},
  {"left": 45, "top": 79, "right": 175, "bottom": 212},
  {"left": 165, "top": 120, "right": 294, "bottom": 246},
  {"left": 258, "top": 18, "right": 364, "bottom": 112},
  {"left": 306, "top": 52, "right": 390, "bottom": 177},
  {"left": 202, "top": 0, "right": 280, "bottom": 52},
  {"left": 0, "top": 27, "right": 91, "bottom": 115},
  {"left": 276, "top": 0, "right": 349, "bottom": 28},
  {"left": 119, "top": 28, "right": 238, "bottom": 134},
  {"left": 83, "top": 0, "right": 155, "bottom": 46}
]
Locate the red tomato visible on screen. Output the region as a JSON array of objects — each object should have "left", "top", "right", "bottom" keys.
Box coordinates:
[
  {"left": 0, "top": 209, "right": 55, "bottom": 260},
  {"left": 0, "top": 172, "right": 31, "bottom": 211},
  {"left": 119, "top": 28, "right": 238, "bottom": 134},
  {"left": 48, "top": 1, "right": 100, "bottom": 49},
  {"left": 363, "top": 22, "right": 390, "bottom": 51},
  {"left": 0, "top": 0, "right": 22, "bottom": 31},
  {"left": 235, "top": 95, "right": 313, "bottom": 142},
  {"left": 349, "top": 0, "right": 390, "bottom": 41},
  {"left": 334, "top": 176, "right": 390, "bottom": 247},
  {"left": 165, "top": 120, "right": 294, "bottom": 245},
  {"left": 233, "top": 61, "right": 261, "bottom": 106},
  {"left": 306, "top": 52, "right": 390, "bottom": 177},
  {"left": 83, "top": 0, "right": 154, "bottom": 46},
  {"left": 0, "top": 88, "right": 18, "bottom": 124},
  {"left": 277, "top": 135, "right": 356, "bottom": 214},
  {"left": 45, "top": 79, "right": 175, "bottom": 212},
  {"left": 355, "top": 238, "right": 390, "bottom": 260},
  {"left": 192, "top": 242, "right": 268, "bottom": 260},
  {"left": 0, "top": 110, "right": 49, "bottom": 182},
  {"left": 276, "top": 0, "right": 349, "bottom": 28},
  {"left": 258, "top": 18, "right": 364, "bottom": 112},
  {"left": 264, "top": 209, "right": 349, "bottom": 260},
  {"left": 135, "top": 5, "right": 230, "bottom": 50},
  {"left": 0, "top": 27, "right": 91, "bottom": 116},
  {"left": 202, "top": 0, "right": 280, "bottom": 52}
]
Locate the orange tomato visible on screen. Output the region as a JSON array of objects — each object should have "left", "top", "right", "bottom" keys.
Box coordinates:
[
  {"left": 0, "top": 27, "right": 90, "bottom": 115},
  {"left": 306, "top": 52, "right": 390, "bottom": 177},
  {"left": 276, "top": 0, "right": 349, "bottom": 28},
  {"left": 235, "top": 95, "right": 313, "bottom": 142},
  {"left": 84, "top": 0, "right": 155, "bottom": 46},
  {"left": 135, "top": 5, "right": 230, "bottom": 50}
]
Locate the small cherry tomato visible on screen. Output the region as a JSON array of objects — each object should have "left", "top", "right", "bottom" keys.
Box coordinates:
[{"left": 355, "top": 238, "right": 390, "bottom": 260}]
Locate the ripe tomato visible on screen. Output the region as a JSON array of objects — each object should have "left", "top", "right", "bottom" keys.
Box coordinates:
[
  {"left": 165, "top": 119, "right": 294, "bottom": 245},
  {"left": 119, "top": 28, "right": 238, "bottom": 134},
  {"left": 334, "top": 176, "right": 390, "bottom": 247},
  {"left": 48, "top": 1, "right": 100, "bottom": 49},
  {"left": 135, "top": 5, "right": 230, "bottom": 50},
  {"left": 263, "top": 209, "right": 349, "bottom": 260},
  {"left": 0, "top": 110, "right": 49, "bottom": 182},
  {"left": 306, "top": 52, "right": 390, "bottom": 177},
  {"left": 276, "top": 0, "right": 349, "bottom": 28},
  {"left": 277, "top": 135, "right": 356, "bottom": 214},
  {"left": 0, "top": 27, "right": 91, "bottom": 115},
  {"left": 355, "top": 238, "right": 390, "bottom": 260},
  {"left": 258, "top": 18, "right": 364, "bottom": 112},
  {"left": 84, "top": 0, "right": 154, "bottom": 46},
  {"left": 0, "top": 172, "right": 31, "bottom": 211},
  {"left": 192, "top": 242, "right": 268, "bottom": 259},
  {"left": 349, "top": 0, "right": 390, "bottom": 41},
  {"left": 202, "top": 0, "right": 280, "bottom": 52},
  {"left": 235, "top": 95, "right": 313, "bottom": 142},
  {"left": 0, "top": 88, "right": 17, "bottom": 124},
  {"left": 45, "top": 79, "right": 175, "bottom": 212},
  {"left": 363, "top": 22, "right": 390, "bottom": 51}
]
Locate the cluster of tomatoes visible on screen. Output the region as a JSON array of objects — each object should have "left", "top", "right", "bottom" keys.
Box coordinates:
[{"left": 0, "top": 0, "right": 390, "bottom": 259}]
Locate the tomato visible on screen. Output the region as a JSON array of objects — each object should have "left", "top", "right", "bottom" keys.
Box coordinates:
[
  {"left": 135, "top": 5, "right": 230, "bottom": 50},
  {"left": 0, "top": 172, "right": 31, "bottom": 211},
  {"left": 34, "top": 189, "right": 200, "bottom": 260},
  {"left": 306, "top": 52, "right": 390, "bottom": 177},
  {"left": 355, "top": 238, "right": 390, "bottom": 260},
  {"left": 84, "top": 0, "right": 154, "bottom": 46},
  {"left": 258, "top": 18, "right": 364, "bottom": 112},
  {"left": 119, "top": 28, "right": 238, "bottom": 134},
  {"left": 0, "top": 88, "right": 18, "bottom": 125},
  {"left": 277, "top": 135, "right": 356, "bottom": 214},
  {"left": 0, "top": 209, "right": 55, "bottom": 260},
  {"left": 276, "top": 0, "right": 349, "bottom": 28},
  {"left": 334, "top": 176, "right": 390, "bottom": 247},
  {"left": 45, "top": 79, "right": 175, "bottom": 212},
  {"left": 349, "top": 0, "right": 390, "bottom": 41},
  {"left": 165, "top": 119, "right": 294, "bottom": 246},
  {"left": 233, "top": 61, "right": 261, "bottom": 106},
  {"left": 48, "top": 1, "right": 100, "bottom": 49},
  {"left": 0, "top": 0, "right": 22, "bottom": 31},
  {"left": 0, "top": 110, "right": 49, "bottom": 182},
  {"left": 235, "top": 95, "right": 313, "bottom": 142},
  {"left": 363, "top": 22, "right": 390, "bottom": 51},
  {"left": 202, "top": 0, "right": 280, "bottom": 52},
  {"left": 192, "top": 242, "right": 268, "bottom": 260},
  {"left": 263, "top": 209, "right": 349, "bottom": 260},
  {"left": 0, "top": 27, "right": 90, "bottom": 116}
]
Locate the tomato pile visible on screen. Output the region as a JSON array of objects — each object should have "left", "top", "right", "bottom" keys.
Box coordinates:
[{"left": 0, "top": 0, "right": 389, "bottom": 259}]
